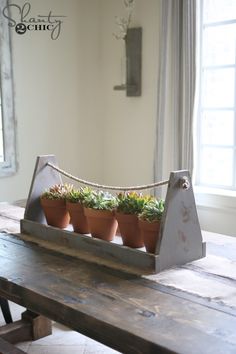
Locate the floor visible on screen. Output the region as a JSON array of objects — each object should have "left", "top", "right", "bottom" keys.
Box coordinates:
[{"left": 0, "top": 302, "right": 119, "bottom": 354}]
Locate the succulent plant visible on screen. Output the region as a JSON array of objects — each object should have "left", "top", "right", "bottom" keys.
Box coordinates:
[
  {"left": 66, "top": 186, "right": 93, "bottom": 204},
  {"left": 41, "top": 184, "right": 73, "bottom": 200},
  {"left": 139, "top": 199, "right": 165, "bottom": 222},
  {"left": 83, "top": 190, "right": 117, "bottom": 211},
  {"left": 116, "top": 192, "right": 152, "bottom": 215}
]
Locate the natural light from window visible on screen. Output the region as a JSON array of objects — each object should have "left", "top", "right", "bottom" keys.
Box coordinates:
[
  {"left": 0, "top": 91, "right": 4, "bottom": 163},
  {"left": 196, "top": 0, "right": 236, "bottom": 191}
]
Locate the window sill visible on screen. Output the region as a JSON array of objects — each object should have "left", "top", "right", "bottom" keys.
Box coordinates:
[{"left": 194, "top": 185, "right": 236, "bottom": 212}]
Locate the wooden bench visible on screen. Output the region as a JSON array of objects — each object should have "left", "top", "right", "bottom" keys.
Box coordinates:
[{"left": 0, "top": 337, "right": 25, "bottom": 354}]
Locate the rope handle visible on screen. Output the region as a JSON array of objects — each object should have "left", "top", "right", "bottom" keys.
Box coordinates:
[{"left": 47, "top": 162, "right": 169, "bottom": 192}]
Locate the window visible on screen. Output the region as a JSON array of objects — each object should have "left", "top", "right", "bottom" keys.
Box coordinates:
[
  {"left": 0, "top": 92, "right": 4, "bottom": 162},
  {"left": 0, "top": 0, "right": 17, "bottom": 176},
  {"left": 196, "top": 0, "right": 236, "bottom": 191}
]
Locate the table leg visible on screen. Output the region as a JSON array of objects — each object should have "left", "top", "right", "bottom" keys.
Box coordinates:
[{"left": 0, "top": 298, "right": 12, "bottom": 324}]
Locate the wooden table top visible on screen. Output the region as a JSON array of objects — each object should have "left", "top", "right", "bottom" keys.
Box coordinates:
[{"left": 0, "top": 204, "right": 236, "bottom": 354}]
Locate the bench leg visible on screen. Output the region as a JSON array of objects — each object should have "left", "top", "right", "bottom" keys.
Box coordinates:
[
  {"left": 0, "top": 310, "right": 52, "bottom": 344},
  {"left": 0, "top": 337, "right": 26, "bottom": 354},
  {"left": 0, "top": 298, "right": 12, "bottom": 324},
  {"left": 21, "top": 310, "right": 52, "bottom": 341}
]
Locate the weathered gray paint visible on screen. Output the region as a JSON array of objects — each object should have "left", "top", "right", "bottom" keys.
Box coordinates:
[
  {"left": 24, "top": 155, "right": 62, "bottom": 223},
  {"left": 126, "top": 27, "right": 142, "bottom": 96},
  {"left": 157, "top": 170, "right": 206, "bottom": 270},
  {"left": 22, "top": 155, "right": 205, "bottom": 274},
  {"left": 0, "top": 0, "right": 17, "bottom": 176},
  {"left": 113, "top": 27, "right": 142, "bottom": 96},
  {"left": 21, "top": 219, "right": 158, "bottom": 275}
]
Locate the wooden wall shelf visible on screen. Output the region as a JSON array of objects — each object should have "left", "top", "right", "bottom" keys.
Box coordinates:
[{"left": 113, "top": 27, "right": 142, "bottom": 97}]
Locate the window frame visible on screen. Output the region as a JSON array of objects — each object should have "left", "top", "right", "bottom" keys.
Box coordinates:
[
  {"left": 195, "top": 0, "right": 236, "bottom": 192},
  {"left": 0, "top": 0, "right": 17, "bottom": 177}
]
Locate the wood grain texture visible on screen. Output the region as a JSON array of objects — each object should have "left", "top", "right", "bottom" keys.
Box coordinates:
[
  {"left": 21, "top": 311, "right": 52, "bottom": 340},
  {"left": 22, "top": 157, "right": 205, "bottom": 274},
  {"left": 126, "top": 27, "right": 142, "bottom": 96},
  {"left": 0, "top": 319, "right": 32, "bottom": 344},
  {"left": 157, "top": 170, "right": 205, "bottom": 269},
  {"left": 0, "top": 338, "right": 26, "bottom": 354},
  {"left": 0, "top": 203, "right": 24, "bottom": 234},
  {"left": 0, "top": 310, "right": 51, "bottom": 344},
  {"left": 20, "top": 219, "right": 158, "bottom": 275},
  {"left": 0, "top": 233, "right": 235, "bottom": 354},
  {"left": 24, "top": 155, "right": 62, "bottom": 224}
]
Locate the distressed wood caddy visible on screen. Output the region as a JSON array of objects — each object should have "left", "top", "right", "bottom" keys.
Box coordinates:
[{"left": 20, "top": 155, "right": 206, "bottom": 275}]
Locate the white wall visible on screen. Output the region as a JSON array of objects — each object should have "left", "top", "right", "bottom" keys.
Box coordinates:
[
  {"left": 0, "top": 0, "right": 104, "bottom": 202},
  {"left": 1, "top": 0, "right": 160, "bottom": 202},
  {"left": 100, "top": 0, "right": 160, "bottom": 187},
  {"left": 1, "top": 0, "right": 234, "bottom": 237}
]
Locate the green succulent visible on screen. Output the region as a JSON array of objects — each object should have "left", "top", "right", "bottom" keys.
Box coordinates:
[
  {"left": 83, "top": 190, "right": 117, "bottom": 211},
  {"left": 139, "top": 199, "right": 165, "bottom": 222},
  {"left": 41, "top": 184, "right": 73, "bottom": 200},
  {"left": 66, "top": 186, "right": 93, "bottom": 204},
  {"left": 116, "top": 192, "right": 153, "bottom": 215}
]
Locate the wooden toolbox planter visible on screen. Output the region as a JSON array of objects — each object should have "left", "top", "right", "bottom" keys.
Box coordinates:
[{"left": 20, "top": 155, "right": 206, "bottom": 275}]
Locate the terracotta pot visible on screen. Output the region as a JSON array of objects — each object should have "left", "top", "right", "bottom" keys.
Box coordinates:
[
  {"left": 40, "top": 198, "right": 70, "bottom": 229},
  {"left": 84, "top": 208, "right": 117, "bottom": 241},
  {"left": 115, "top": 212, "right": 144, "bottom": 248},
  {"left": 138, "top": 219, "right": 161, "bottom": 253},
  {"left": 66, "top": 202, "right": 90, "bottom": 234}
]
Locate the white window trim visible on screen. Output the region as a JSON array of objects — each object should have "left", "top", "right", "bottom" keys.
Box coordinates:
[
  {"left": 193, "top": 1, "right": 236, "bottom": 237},
  {"left": 0, "top": 0, "right": 17, "bottom": 177},
  {"left": 195, "top": 0, "right": 236, "bottom": 192},
  {"left": 194, "top": 185, "right": 236, "bottom": 212}
]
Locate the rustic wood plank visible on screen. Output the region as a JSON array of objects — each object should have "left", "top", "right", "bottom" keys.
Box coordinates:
[
  {"left": 0, "top": 338, "right": 26, "bottom": 354},
  {"left": 0, "top": 310, "right": 51, "bottom": 344},
  {"left": 0, "top": 204, "right": 24, "bottom": 223},
  {"left": 0, "top": 320, "right": 32, "bottom": 344},
  {"left": 206, "top": 241, "right": 236, "bottom": 262},
  {"left": 126, "top": 27, "right": 142, "bottom": 96},
  {"left": 24, "top": 155, "right": 62, "bottom": 223},
  {"left": 0, "top": 203, "right": 24, "bottom": 234},
  {"left": 21, "top": 311, "right": 52, "bottom": 341},
  {"left": 0, "top": 219, "right": 20, "bottom": 234},
  {"left": 182, "top": 254, "right": 236, "bottom": 281},
  {"left": 157, "top": 170, "right": 205, "bottom": 269},
  {"left": 147, "top": 231, "right": 236, "bottom": 311},
  {"left": 203, "top": 230, "right": 236, "bottom": 244},
  {"left": 20, "top": 219, "right": 158, "bottom": 275},
  {"left": 148, "top": 267, "right": 236, "bottom": 310},
  {"left": 0, "top": 233, "right": 235, "bottom": 354}
]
